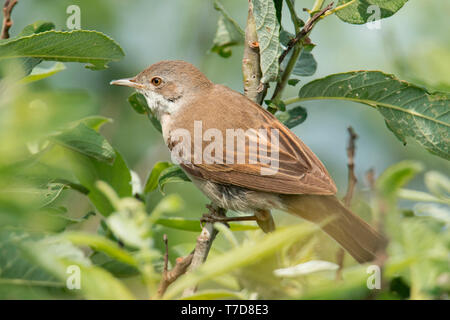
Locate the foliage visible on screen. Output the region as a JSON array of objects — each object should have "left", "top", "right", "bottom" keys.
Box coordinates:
[{"left": 0, "top": 0, "right": 448, "bottom": 301}]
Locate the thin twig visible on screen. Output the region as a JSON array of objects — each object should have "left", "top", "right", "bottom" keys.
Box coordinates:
[
  {"left": 1, "top": 0, "right": 18, "bottom": 39},
  {"left": 156, "top": 234, "right": 194, "bottom": 298},
  {"left": 343, "top": 126, "right": 358, "bottom": 207},
  {"left": 242, "top": 0, "right": 266, "bottom": 105},
  {"left": 278, "top": 2, "right": 334, "bottom": 65},
  {"left": 337, "top": 126, "right": 358, "bottom": 280}
]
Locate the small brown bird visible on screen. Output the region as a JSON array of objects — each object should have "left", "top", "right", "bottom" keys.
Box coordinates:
[{"left": 111, "top": 60, "right": 387, "bottom": 263}]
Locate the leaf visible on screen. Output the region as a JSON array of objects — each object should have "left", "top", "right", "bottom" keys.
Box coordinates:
[
  {"left": 144, "top": 161, "right": 173, "bottom": 194},
  {"left": 376, "top": 160, "right": 423, "bottom": 198},
  {"left": 276, "top": 106, "right": 307, "bottom": 128},
  {"left": 79, "top": 115, "right": 113, "bottom": 132},
  {"left": 335, "top": 0, "right": 409, "bottom": 24},
  {"left": 288, "top": 79, "right": 301, "bottom": 86},
  {"left": 251, "top": 0, "right": 281, "bottom": 83},
  {"left": 424, "top": 171, "right": 450, "bottom": 200},
  {"left": 211, "top": 0, "right": 244, "bottom": 58},
  {"left": 154, "top": 216, "right": 259, "bottom": 232},
  {"left": 3, "top": 182, "right": 66, "bottom": 208},
  {"left": 164, "top": 223, "right": 316, "bottom": 298},
  {"left": 0, "top": 30, "right": 124, "bottom": 70},
  {"left": 20, "top": 62, "right": 66, "bottom": 83},
  {"left": 293, "top": 49, "right": 317, "bottom": 77},
  {"left": 158, "top": 165, "right": 191, "bottom": 193},
  {"left": 297, "top": 71, "right": 450, "bottom": 160},
  {"left": 127, "top": 92, "right": 148, "bottom": 114},
  {"left": 128, "top": 92, "right": 161, "bottom": 132},
  {"left": 51, "top": 123, "right": 115, "bottom": 163},
  {"left": 67, "top": 150, "right": 132, "bottom": 216},
  {"left": 63, "top": 232, "right": 138, "bottom": 267},
  {"left": 18, "top": 21, "right": 55, "bottom": 37},
  {"left": 274, "top": 260, "right": 339, "bottom": 277}
]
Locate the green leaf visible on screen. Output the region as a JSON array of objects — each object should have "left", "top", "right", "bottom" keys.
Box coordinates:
[
  {"left": 127, "top": 93, "right": 161, "bottom": 132},
  {"left": 335, "top": 0, "right": 409, "bottom": 24},
  {"left": 51, "top": 123, "right": 115, "bottom": 163},
  {"left": 276, "top": 105, "right": 307, "bottom": 128},
  {"left": 293, "top": 49, "right": 317, "bottom": 77},
  {"left": 68, "top": 150, "right": 132, "bottom": 216},
  {"left": 251, "top": 0, "right": 281, "bottom": 83},
  {"left": 158, "top": 165, "right": 191, "bottom": 193},
  {"left": 164, "top": 223, "right": 316, "bottom": 299},
  {"left": 273, "top": 0, "right": 283, "bottom": 24},
  {"left": 376, "top": 160, "right": 423, "bottom": 198},
  {"left": 288, "top": 78, "right": 301, "bottom": 86},
  {"left": 18, "top": 21, "right": 55, "bottom": 37},
  {"left": 154, "top": 216, "right": 259, "bottom": 232},
  {"left": 424, "top": 171, "right": 450, "bottom": 200},
  {"left": 0, "top": 30, "right": 124, "bottom": 70},
  {"left": 20, "top": 62, "right": 66, "bottom": 83},
  {"left": 211, "top": 0, "right": 244, "bottom": 58},
  {"left": 297, "top": 71, "right": 450, "bottom": 160},
  {"left": 79, "top": 116, "right": 113, "bottom": 132},
  {"left": 127, "top": 92, "right": 148, "bottom": 114},
  {"left": 144, "top": 161, "right": 173, "bottom": 194}
]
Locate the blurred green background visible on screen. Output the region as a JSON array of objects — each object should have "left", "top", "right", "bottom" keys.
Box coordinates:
[{"left": 1, "top": 0, "right": 448, "bottom": 299}]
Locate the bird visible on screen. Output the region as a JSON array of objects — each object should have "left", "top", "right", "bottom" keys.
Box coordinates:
[{"left": 111, "top": 60, "right": 387, "bottom": 263}]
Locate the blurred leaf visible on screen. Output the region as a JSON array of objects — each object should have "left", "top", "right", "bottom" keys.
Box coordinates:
[
  {"left": 335, "top": 0, "right": 409, "bottom": 24},
  {"left": 63, "top": 232, "right": 138, "bottom": 267},
  {"left": 276, "top": 105, "right": 307, "bottom": 128},
  {"left": 78, "top": 116, "right": 112, "bottom": 132},
  {"left": 0, "top": 231, "right": 66, "bottom": 298},
  {"left": 144, "top": 161, "right": 173, "bottom": 194},
  {"left": 90, "top": 252, "right": 139, "bottom": 278},
  {"left": 127, "top": 92, "right": 148, "bottom": 115},
  {"left": 398, "top": 189, "right": 448, "bottom": 204},
  {"left": 3, "top": 182, "right": 65, "bottom": 208},
  {"left": 158, "top": 165, "right": 191, "bottom": 193},
  {"left": 376, "top": 160, "right": 423, "bottom": 198},
  {"left": 20, "top": 62, "right": 66, "bottom": 84},
  {"left": 0, "top": 30, "right": 124, "bottom": 70},
  {"left": 251, "top": 0, "right": 281, "bottom": 82},
  {"left": 288, "top": 78, "right": 300, "bottom": 86},
  {"left": 424, "top": 171, "right": 450, "bottom": 200},
  {"left": 211, "top": 0, "right": 244, "bottom": 58},
  {"left": 51, "top": 123, "right": 115, "bottom": 163},
  {"left": 298, "top": 71, "right": 450, "bottom": 160},
  {"left": 413, "top": 204, "right": 450, "bottom": 225},
  {"left": 154, "top": 216, "right": 259, "bottom": 232},
  {"left": 68, "top": 150, "right": 132, "bottom": 216},
  {"left": 293, "top": 49, "right": 317, "bottom": 77},
  {"left": 18, "top": 21, "right": 55, "bottom": 37},
  {"left": 274, "top": 260, "right": 339, "bottom": 277},
  {"left": 164, "top": 223, "right": 315, "bottom": 298},
  {"left": 181, "top": 289, "right": 246, "bottom": 300}
]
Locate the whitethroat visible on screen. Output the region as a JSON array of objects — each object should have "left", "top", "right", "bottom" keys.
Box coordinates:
[{"left": 111, "top": 60, "right": 387, "bottom": 263}]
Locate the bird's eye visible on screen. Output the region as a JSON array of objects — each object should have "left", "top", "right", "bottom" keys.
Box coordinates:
[{"left": 151, "top": 77, "right": 162, "bottom": 86}]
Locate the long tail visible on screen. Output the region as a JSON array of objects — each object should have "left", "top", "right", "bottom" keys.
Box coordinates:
[{"left": 281, "top": 194, "right": 387, "bottom": 263}]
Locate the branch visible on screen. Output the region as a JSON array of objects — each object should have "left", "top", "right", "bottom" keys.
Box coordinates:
[
  {"left": 343, "top": 126, "right": 358, "bottom": 207},
  {"left": 181, "top": 206, "right": 226, "bottom": 297},
  {"left": 156, "top": 234, "right": 194, "bottom": 298},
  {"left": 1, "top": 0, "right": 18, "bottom": 39},
  {"left": 337, "top": 126, "right": 358, "bottom": 280},
  {"left": 242, "top": 0, "right": 266, "bottom": 105},
  {"left": 278, "top": 2, "right": 334, "bottom": 65},
  {"left": 270, "top": 2, "right": 334, "bottom": 104}
]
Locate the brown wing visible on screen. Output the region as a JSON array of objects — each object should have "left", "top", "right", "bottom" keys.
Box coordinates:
[{"left": 170, "top": 84, "right": 337, "bottom": 195}]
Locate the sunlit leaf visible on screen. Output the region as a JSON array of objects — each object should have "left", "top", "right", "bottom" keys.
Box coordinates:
[
  {"left": 336, "top": 0, "right": 409, "bottom": 24},
  {"left": 144, "top": 161, "right": 173, "bottom": 194}
]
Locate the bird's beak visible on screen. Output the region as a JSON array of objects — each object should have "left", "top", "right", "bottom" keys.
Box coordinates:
[{"left": 110, "top": 78, "right": 144, "bottom": 89}]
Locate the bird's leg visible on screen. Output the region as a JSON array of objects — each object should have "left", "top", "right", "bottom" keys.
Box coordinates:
[{"left": 200, "top": 204, "right": 257, "bottom": 227}]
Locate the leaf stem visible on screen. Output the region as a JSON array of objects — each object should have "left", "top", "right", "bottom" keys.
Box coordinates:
[
  {"left": 311, "top": 0, "right": 325, "bottom": 12},
  {"left": 320, "top": 0, "right": 356, "bottom": 19}
]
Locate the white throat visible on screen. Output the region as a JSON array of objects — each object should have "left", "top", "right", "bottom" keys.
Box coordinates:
[{"left": 141, "top": 90, "right": 183, "bottom": 120}]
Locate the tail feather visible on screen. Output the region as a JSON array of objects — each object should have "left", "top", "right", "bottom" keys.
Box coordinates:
[{"left": 281, "top": 195, "right": 387, "bottom": 263}]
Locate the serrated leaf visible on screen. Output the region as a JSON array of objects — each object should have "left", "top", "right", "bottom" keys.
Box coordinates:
[
  {"left": 20, "top": 62, "right": 66, "bottom": 83},
  {"left": 298, "top": 71, "right": 450, "bottom": 160},
  {"left": 0, "top": 30, "right": 124, "bottom": 70},
  {"left": 51, "top": 123, "right": 115, "bottom": 163},
  {"left": 211, "top": 0, "right": 244, "bottom": 58},
  {"left": 336, "top": 0, "right": 409, "bottom": 24},
  {"left": 276, "top": 106, "right": 307, "bottom": 128},
  {"left": 251, "top": 0, "right": 281, "bottom": 83},
  {"left": 144, "top": 161, "right": 173, "bottom": 194},
  {"left": 158, "top": 165, "right": 191, "bottom": 193}
]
